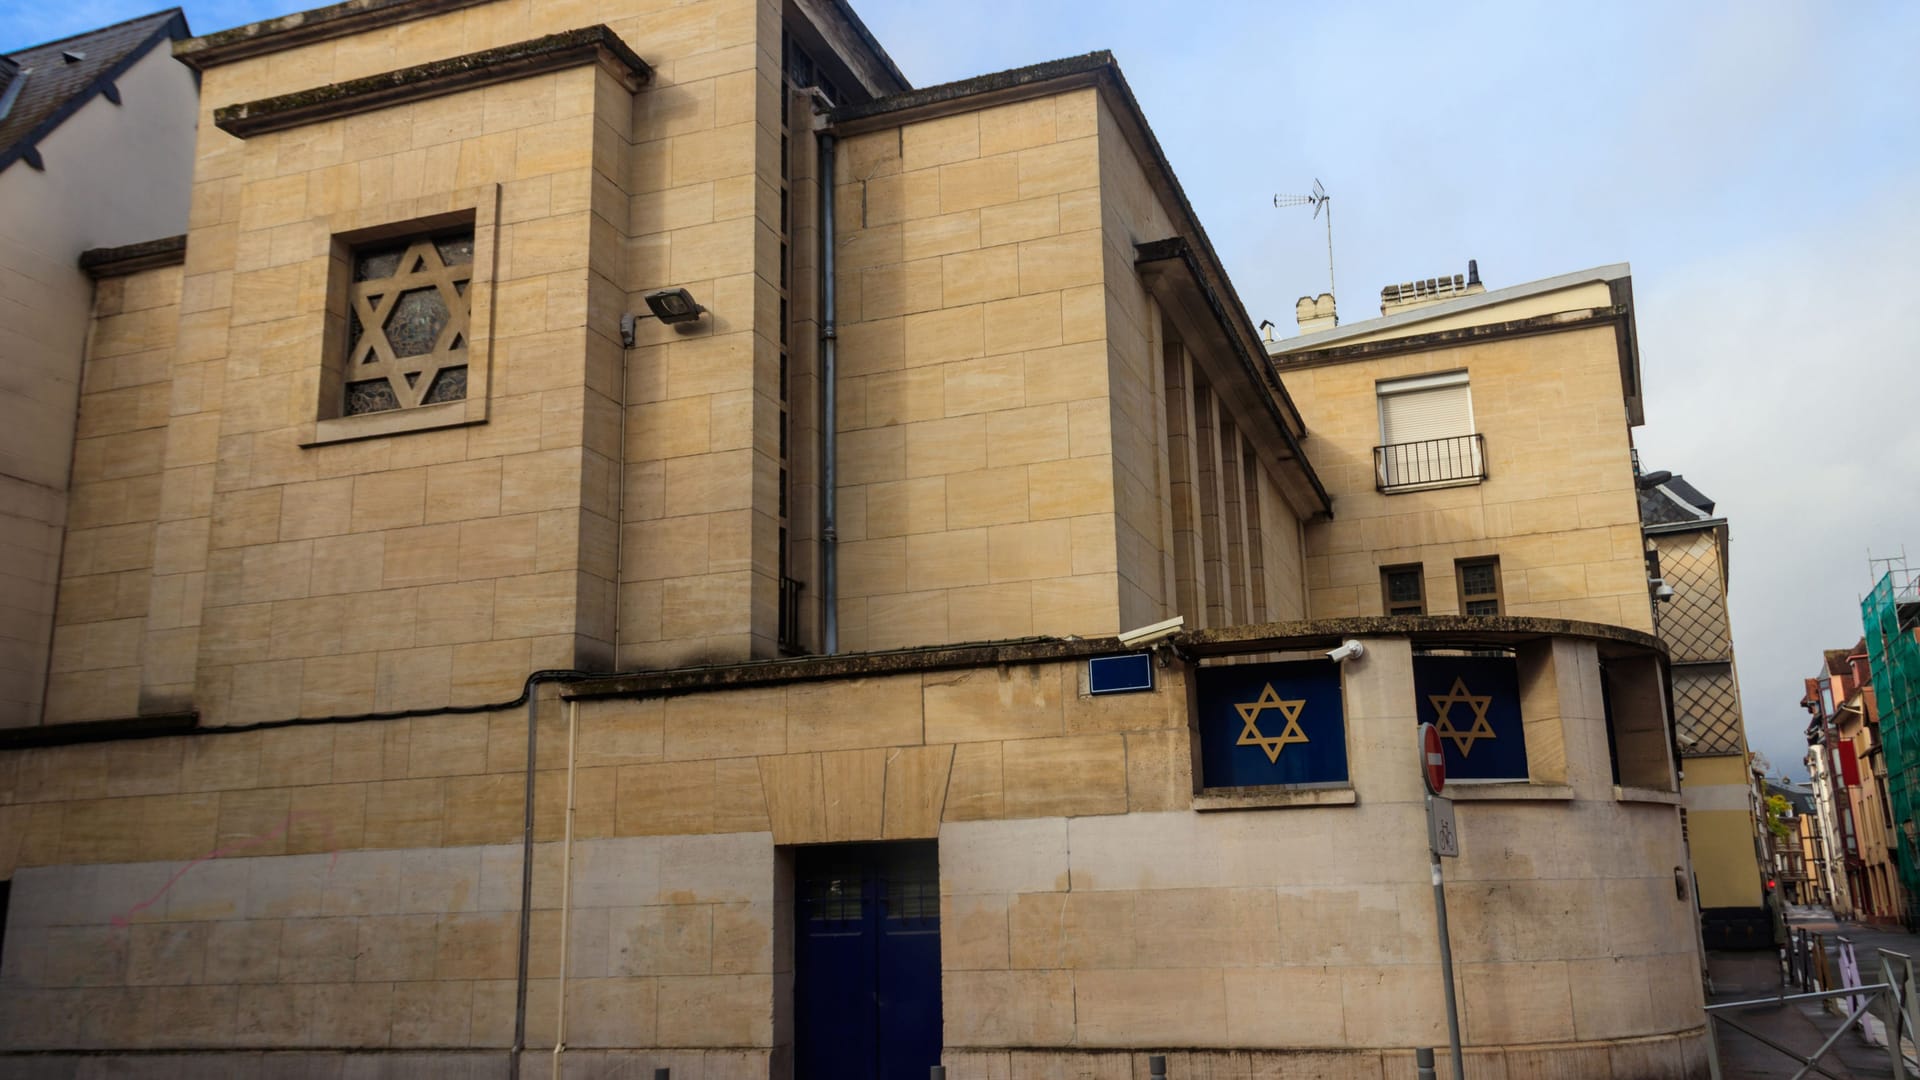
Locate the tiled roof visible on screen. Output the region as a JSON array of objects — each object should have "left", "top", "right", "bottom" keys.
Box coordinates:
[{"left": 1, "top": 9, "right": 187, "bottom": 174}]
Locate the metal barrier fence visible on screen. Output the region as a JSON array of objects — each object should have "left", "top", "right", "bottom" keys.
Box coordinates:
[{"left": 1708, "top": 936, "right": 1919, "bottom": 1079}]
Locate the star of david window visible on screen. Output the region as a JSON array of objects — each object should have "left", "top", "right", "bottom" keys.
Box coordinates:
[{"left": 343, "top": 231, "right": 473, "bottom": 415}]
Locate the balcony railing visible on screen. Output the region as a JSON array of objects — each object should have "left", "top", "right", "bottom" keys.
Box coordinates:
[{"left": 1374, "top": 433, "right": 1488, "bottom": 493}]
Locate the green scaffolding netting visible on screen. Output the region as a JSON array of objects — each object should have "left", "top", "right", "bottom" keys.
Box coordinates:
[{"left": 1865, "top": 571, "right": 1920, "bottom": 913}]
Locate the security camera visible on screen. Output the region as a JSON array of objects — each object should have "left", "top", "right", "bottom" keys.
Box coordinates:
[
  {"left": 1117, "top": 615, "right": 1184, "bottom": 649},
  {"left": 1653, "top": 579, "right": 1676, "bottom": 603},
  {"left": 1326, "top": 639, "right": 1365, "bottom": 664}
]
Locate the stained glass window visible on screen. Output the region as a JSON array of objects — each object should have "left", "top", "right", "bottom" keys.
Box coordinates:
[{"left": 343, "top": 230, "right": 473, "bottom": 416}]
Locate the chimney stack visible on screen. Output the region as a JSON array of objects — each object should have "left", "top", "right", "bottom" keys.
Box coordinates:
[
  {"left": 1379, "top": 261, "right": 1486, "bottom": 316},
  {"left": 1294, "top": 293, "right": 1337, "bottom": 334}
]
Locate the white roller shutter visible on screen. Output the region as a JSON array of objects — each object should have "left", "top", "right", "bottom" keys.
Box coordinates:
[{"left": 1378, "top": 373, "right": 1473, "bottom": 444}]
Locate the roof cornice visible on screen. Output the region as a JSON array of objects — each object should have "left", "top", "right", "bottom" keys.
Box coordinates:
[
  {"left": 212, "top": 25, "right": 650, "bottom": 138},
  {"left": 79, "top": 233, "right": 187, "bottom": 277},
  {"left": 175, "top": 0, "right": 491, "bottom": 70},
  {"left": 1273, "top": 306, "right": 1626, "bottom": 371}
]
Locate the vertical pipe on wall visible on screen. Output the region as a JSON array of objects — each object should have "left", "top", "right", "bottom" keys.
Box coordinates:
[
  {"left": 817, "top": 131, "right": 839, "bottom": 654},
  {"left": 510, "top": 687, "right": 541, "bottom": 1080},
  {"left": 550, "top": 699, "right": 579, "bottom": 1079}
]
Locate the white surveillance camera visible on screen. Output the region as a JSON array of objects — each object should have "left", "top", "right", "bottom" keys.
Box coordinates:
[
  {"left": 1326, "top": 639, "right": 1365, "bottom": 664},
  {"left": 1653, "top": 580, "right": 1676, "bottom": 602},
  {"left": 1117, "top": 615, "right": 1185, "bottom": 649}
]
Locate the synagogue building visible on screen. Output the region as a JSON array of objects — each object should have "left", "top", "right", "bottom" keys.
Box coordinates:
[{"left": 0, "top": 1, "right": 1710, "bottom": 1075}]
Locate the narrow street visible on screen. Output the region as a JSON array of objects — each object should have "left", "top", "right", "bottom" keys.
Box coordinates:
[{"left": 1704, "top": 907, "right": 1920, "bottom": 1078}]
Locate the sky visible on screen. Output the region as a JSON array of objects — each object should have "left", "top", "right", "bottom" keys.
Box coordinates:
[{"left": 5, "top": 0, "right": 1917, "bottom": 779}]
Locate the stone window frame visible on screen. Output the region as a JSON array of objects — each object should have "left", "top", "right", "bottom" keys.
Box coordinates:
[
  {"left": 300, "top": 185, "right": 501, "bottom": 446},
  {"left": 1455, "top": 556, "right": 1503, "bottom": 616},
  {"left": 1382, "top": 563, "right": 1425, "bottom": 616}
]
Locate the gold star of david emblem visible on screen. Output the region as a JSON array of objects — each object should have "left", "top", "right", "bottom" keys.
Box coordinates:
[
  {"left": 1235, "top": 683, "right": 1309, "bottom": 763},
  {"left": 1428, "top": 677, "right": 1496, "bottom": 756}
]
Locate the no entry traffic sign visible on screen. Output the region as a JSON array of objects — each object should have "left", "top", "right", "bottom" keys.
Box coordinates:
[{"left": 1420, "top": 722, "right": 1446, "bottom": 795}]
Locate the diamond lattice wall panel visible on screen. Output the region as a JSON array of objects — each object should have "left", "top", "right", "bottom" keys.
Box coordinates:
[
  {"left": 1674, "top": 662, "right": 1745, "bottom": 756},
  {"left": 1656, "top": 531, "right": 1731, "bottom": 663}
]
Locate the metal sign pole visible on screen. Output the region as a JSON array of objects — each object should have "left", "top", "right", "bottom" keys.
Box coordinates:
[{"left": 1428, "top": 791, "right": 1466, "bottom": 1079}]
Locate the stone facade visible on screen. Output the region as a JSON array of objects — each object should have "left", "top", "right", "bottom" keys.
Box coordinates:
[
  {"left": 1273, "top": 268, "right": 1653, "bottom": 632},
  {"left": 0, "top": 623, "right": 1706, "bottom": 1076},
  {"left": 0, "top": 0, "right": 1709, "bottom": 1075}
]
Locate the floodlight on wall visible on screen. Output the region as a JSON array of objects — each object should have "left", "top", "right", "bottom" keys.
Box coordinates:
[{"left": 620, "top": 287, "right": 706, "bottom": 345}]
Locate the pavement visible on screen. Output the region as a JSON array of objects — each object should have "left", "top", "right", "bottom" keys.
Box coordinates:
[{"left": 1703, "top": 905, "right": 1920, "bottom": 1078}]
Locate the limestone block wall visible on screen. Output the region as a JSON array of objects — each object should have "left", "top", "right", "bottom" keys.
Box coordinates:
[
  {"left": 613, "top": 0, "right": 794, "bottom": 668},
  {"left": 42, "top": 265, "right": 182, "bottom": 723},
  {"left": 827, "top": 88, "right": 1129, "bottom": 650},
  {"left": 0, "top": 628, "right": 1704, "bottom": 1076},
  {"left": 99, "top": 0, "right": 873, "bottom": 725},
  {"left": 1284, "top": 324, "right": 1651, "bottom": 630},
  {"left": 175, "top": 64, "right": 609, "bottom": 726}
]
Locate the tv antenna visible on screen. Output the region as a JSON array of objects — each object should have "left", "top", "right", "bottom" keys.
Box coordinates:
[{"left": 1275, "top": 178, "right": 1335, "bottom": 298}]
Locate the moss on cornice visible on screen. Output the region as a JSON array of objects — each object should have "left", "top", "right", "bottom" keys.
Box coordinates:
[{"left": 213, "top": 25, "right": 650, "bottom": 138}]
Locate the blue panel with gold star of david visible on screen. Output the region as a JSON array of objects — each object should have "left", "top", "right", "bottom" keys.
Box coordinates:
[
  {"left": 1196, "top": 660, "right": 1346, "bottom": 788},
  {"left": 1412, "top": 654, "right": 1528, "bottom": 781}
]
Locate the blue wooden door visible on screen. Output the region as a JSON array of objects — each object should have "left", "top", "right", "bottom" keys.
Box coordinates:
[{"left": 794, "top": 841, "right": 941, "bottom": 1079}]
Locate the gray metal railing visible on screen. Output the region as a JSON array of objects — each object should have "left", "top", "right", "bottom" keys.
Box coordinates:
[{"left": 1708, "top": 937, "right": 1918, "bottom": 1079}]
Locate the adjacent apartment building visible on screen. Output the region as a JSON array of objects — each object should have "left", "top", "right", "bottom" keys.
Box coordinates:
[
  {"left": 1269, "top": 263, "right": 1653, "bottom": 630},
  {"left": 1804, "top": 639, "right": 1908, "bottom": 925},
  {"left": 1864, "top": 567, "right": 1920, "bottom": 926},
  {"left": 0, "top": 2, "right": 1707, "bottom": 1076},
  {"left": 1636, "top": 470, "right": 1768, "bottom": 947},
  {"left": 0, "top": 9, "right": 198, "bottom": 727}
]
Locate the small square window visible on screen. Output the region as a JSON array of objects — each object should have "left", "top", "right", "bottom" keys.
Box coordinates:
[
  {"left": 1457, "top": 557, "right": 1503, "bottom": 616},
  {"left": 1383, "top": 564, "right": 1425, "bottom": 616},
  {"left": 343, "top": 230, "right": 474, "bottom": 416}
]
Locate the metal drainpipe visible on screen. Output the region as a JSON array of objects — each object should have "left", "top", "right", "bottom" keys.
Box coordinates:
[
  {"left": 818, "top": 130, "right": 839, "bottom": 654},
  {"left": 509, "top": 682, "right": 544, "bottom": 1079},
  {"left": 550, "top": 700, "right": 579, "bottom": 1079}
]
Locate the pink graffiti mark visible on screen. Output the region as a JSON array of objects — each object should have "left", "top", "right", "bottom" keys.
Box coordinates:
[{"left": 110, "top": 811, "right": 341, "bottom": 928}]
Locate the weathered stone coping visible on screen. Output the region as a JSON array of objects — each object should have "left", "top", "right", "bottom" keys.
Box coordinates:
[
  {"left": 1184, "top": 614, "right": 1666, "bottom": 658},
  {"left": 1616, "top": 785, "right": 1685, "bottom": 805},
  {"left": 1193, "top": 787, "right": 1358, "bottom": 812},
  {"left": 212, "top": 26, "right": 650, "bottom": 138},
  {"left": 175, "top": 0, "right": 494, "bottom": 69},
  {"left": 1270, "top": 306, "right": 1627, "bottom": 371},
  {"left": 78, "top": 234, "right": 187, "bottom": 278},
  {"left": 564, "top": 615, "right": 1666, "bottom": 702},
  {"left": 1448, "top": 783, "right": 1575, "bottom": 802}
]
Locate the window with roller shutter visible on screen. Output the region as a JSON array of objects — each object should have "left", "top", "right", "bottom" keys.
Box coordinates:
[{"left": 1374, "top": 370, "right": 1487, "bottom": 491}]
